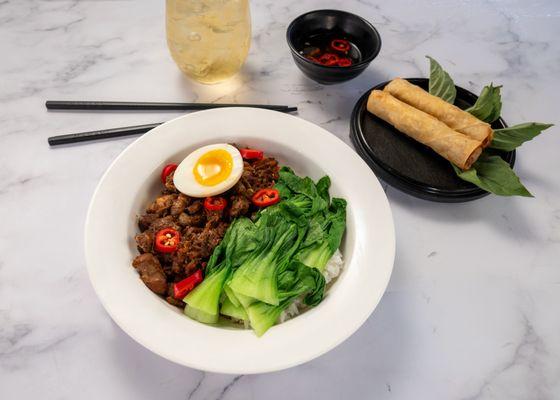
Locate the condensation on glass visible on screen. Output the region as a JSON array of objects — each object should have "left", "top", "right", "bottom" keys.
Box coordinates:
[{"left": 166, "top": 0, "right": 251, "bottom": 84}]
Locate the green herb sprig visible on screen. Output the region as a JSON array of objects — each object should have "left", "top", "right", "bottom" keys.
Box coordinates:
[{"left": 426, "top": 56, "right": 553, "bottom": 197}]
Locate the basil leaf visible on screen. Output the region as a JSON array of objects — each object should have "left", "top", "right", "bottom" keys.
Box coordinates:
[
  {"left": 452, "top": 155, "right": 532, "bottom": 197},
  {"left": 465, "top": 83, "right": 502, "bottom": 123},
  {"left": 426, "top": 56, "right": 457, "bottom": 103},
  {"left": 490, "top": 122, "right": 554, "bottom": 151}
]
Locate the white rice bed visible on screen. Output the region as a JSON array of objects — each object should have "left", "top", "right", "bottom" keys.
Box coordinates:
[{"left": 278, "top": 249, "right": 343, "bottom": 323}]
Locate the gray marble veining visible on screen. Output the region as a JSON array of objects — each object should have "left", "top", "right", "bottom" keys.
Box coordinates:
[{"left": 1, "top": 0, "right": 559, "bottom": 399}]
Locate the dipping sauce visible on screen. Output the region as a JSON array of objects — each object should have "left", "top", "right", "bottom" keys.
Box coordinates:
[{"left": 298, "top": 33, "right": 362, "bottom": 67}]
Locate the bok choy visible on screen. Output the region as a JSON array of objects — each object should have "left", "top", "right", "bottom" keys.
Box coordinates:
[{"left": 184, "top": 167, "right": 346, "bottom": 336}]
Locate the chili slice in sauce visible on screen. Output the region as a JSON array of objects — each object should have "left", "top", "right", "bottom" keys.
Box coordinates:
[
  {"left": 172, "top": 269, "right": 204, "bottom": 299},
  {"left": 337, "top": 57, "right": 352, "bottom": 67},
  {"left": 330, "top": 38, "right": 350, "bottom": 53},
  {"left": 154, "top": 228, "right": 181, "bottom": 253},
  {"left": 252, "top": 188, "right": 280, "bottom": 207},
  {"left": 318, "top": 52, "right": 339, "bottom": 66},
  {"left": 161, "top": 163, "right": 178, "bottom": 184},
  {"left": 204, "top": 196, "right": 227, "bottom": 211},
  {"left": 239, "top": 148, "right": 264, "bottom": 160}
]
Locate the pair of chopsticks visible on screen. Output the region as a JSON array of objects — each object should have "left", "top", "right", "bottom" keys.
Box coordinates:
[{"left": 47, "top": 101, "right": 298, "bottom": 146}]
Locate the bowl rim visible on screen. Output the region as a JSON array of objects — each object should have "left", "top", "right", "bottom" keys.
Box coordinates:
[
  {"left": 84, "top": 108, "right": 395, "bottom": 373},
  {"left": 286, "top": 8, "right": 382, "bottom": 70}
]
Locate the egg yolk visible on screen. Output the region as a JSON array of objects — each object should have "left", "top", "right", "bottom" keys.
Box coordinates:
[{"left": 193, "top": 149, "right": 233, "bottom": 186}]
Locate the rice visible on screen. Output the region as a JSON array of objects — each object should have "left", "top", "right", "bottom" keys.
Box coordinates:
[
  {"left": 322, "top": 249, "right": 344, "bottom": 285},
  {"left": 278, "top": 298, "right": 302, "bottom": 323},
  {"left": 278, "top": 249, "right": 344, "bottom": 323}
]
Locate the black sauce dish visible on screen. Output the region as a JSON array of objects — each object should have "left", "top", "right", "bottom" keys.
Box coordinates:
[{"left": 286, "top": 9, "right": 382, "bottom": 84}]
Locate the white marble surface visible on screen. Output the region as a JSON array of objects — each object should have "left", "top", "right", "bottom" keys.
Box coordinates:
[{"left": 1, "top": 0, "right": 559, "bottom": 398}]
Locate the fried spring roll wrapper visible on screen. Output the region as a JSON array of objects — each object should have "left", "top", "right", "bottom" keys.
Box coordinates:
[
  {"left": 384, "top": 78, "right": 493, "bottom": 147},
  {"left": 367, "top": 90, "right": 482, "bottom": 170}
]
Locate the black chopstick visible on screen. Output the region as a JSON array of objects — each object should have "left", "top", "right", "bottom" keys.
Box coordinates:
[
  {"left": 47, "top": 106, "right": 298, "bottom": 146},
  {"left": 48, "top": 123, "right": 162, "bottom": 146},
  {"left": 46, "top": 101, "right": 296, "bottom": 112}
]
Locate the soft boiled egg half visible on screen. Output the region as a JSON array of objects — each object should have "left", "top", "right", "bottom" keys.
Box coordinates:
[{"left": 173, "top": 144, "right": 243, "bottom": 197}]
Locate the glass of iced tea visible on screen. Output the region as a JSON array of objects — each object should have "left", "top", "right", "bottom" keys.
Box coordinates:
[{"left": 166, "top": 0, "right": 251, "bottom": 84}]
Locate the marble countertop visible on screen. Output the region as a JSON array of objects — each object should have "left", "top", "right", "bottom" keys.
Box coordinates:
[{"left": 2, "top": 0, "right": 560, "bottom": 398}]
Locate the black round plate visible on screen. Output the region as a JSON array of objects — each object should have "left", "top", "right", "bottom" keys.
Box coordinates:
[{"left": 350, "top": 78, "right": 516, "bottom": 202}]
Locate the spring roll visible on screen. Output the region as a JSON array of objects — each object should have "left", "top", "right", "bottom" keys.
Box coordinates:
[
  {"left": 384, "top": 78, "right": 493, "bottom": 147},
  {"left": 367, "top": 90, "right": 482, "bottom": 170}
]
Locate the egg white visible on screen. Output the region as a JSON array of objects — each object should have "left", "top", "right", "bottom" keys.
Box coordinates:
[{"left": 173, "top": 143, "right": 243, "bottom": 198}]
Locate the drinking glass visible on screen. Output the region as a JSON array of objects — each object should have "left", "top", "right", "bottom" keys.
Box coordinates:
[{"left": 166, "top": 0, "right": 251, "bottom": 84}]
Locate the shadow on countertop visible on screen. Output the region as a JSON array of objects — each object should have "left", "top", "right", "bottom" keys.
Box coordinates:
[{"left": 107, "top": 285, "right": 409, "bottom": 399}]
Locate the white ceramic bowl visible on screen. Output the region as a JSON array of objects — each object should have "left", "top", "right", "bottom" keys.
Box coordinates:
[{"left": 85, "top": 108, "right": 395, "bottom": 374}]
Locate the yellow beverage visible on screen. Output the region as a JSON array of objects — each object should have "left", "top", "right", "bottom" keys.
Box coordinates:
[{"left": 166, "top": 0, "right": 251, "bottom": 84}]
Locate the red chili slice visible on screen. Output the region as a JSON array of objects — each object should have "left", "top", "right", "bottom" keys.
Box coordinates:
[
  {"left": 204, "top": 196, "right": 227, "bottom": 211},
  {"left": 239, "top": 148, "right": 264, "bottom": 160},
  {"left": 252, "top": 188, "right": 280, "bottom": 207},
  {"left": 331, "top": 39, "right": 350, "bottom": 53},
  {"left": 172, "top": 269, "right": 204, "bottom": 299},
  {"left": 318, "top": 52, "right": 340, "bottom": 66},
  {"left": 154, "top": 228, "right": 181, "bottom": 253},
  {"left": 161, "top": 163, "right": 178, "bottom": 184},
  {"left": 337, "top": 57, "right": 352, "bottom": 67}
]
